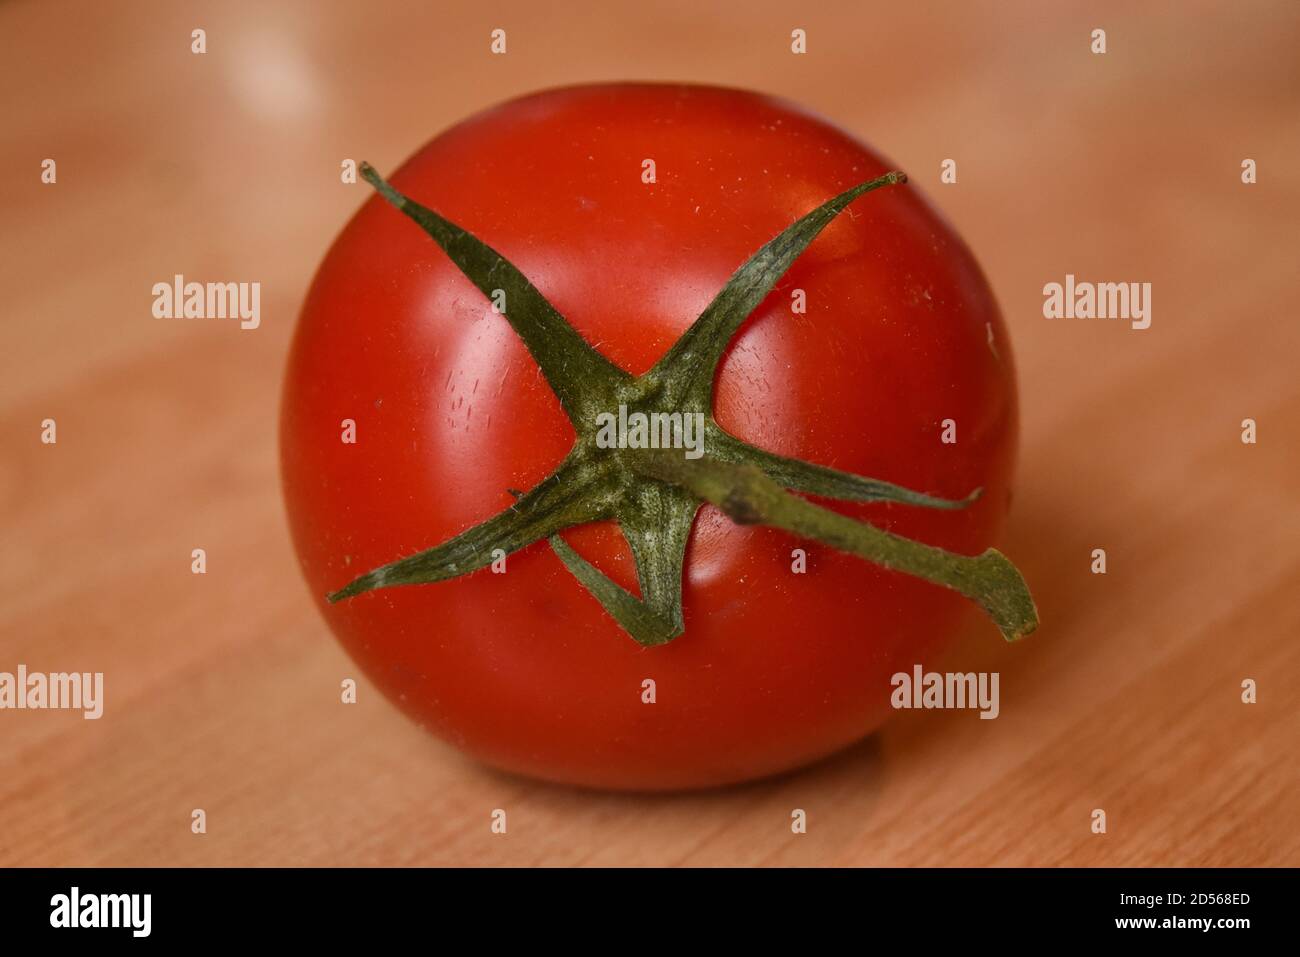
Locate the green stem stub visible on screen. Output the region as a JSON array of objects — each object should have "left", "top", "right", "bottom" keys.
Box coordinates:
[{"left": 328, "top": 165, "right": 1039, "bottom": 647}]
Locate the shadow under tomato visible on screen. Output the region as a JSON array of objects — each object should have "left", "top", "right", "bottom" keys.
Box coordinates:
[{"left": 470, "top": 732, "right": 887, "bottom": 840}]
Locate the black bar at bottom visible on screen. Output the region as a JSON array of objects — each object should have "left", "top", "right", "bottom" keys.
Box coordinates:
[{"left": 0, "top": 867, "right": 1287, "bottom": 943}]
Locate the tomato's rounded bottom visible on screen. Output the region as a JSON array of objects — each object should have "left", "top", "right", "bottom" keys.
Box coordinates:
[{"left": 342, "top": 567, "right": 974, "bottom": 792}]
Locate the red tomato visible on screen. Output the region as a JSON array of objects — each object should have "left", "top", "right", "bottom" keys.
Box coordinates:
[{"left": 280, "top": 83, "right": 1017, "bottom": 790}]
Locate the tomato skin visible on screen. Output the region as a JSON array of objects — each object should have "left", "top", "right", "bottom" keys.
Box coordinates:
[{"left": 280, "top": 83, "right": 1017, "bottom": 790}]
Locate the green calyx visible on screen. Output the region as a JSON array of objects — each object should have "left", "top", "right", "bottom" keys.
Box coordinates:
[{"left": 328, "top": 162, "right": 1039, "bottom": 646}]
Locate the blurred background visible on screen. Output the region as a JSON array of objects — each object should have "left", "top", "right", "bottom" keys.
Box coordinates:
[{"left": 1, "top": 0, "right": 1296, "bottom": 865}]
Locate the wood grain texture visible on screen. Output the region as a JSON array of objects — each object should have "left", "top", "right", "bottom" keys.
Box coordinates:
[{"left": 1, "top": 0, "right": 1296, "bottom": 867}]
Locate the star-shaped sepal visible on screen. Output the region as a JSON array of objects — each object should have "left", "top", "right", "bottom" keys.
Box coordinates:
[{"left": 327, "top": 164, "right": 1038, "bottom": 646}]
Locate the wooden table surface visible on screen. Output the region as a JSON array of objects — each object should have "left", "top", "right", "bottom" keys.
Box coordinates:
[{"left": 2, "top": 0, "right": 1296, "bottom": 867}]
